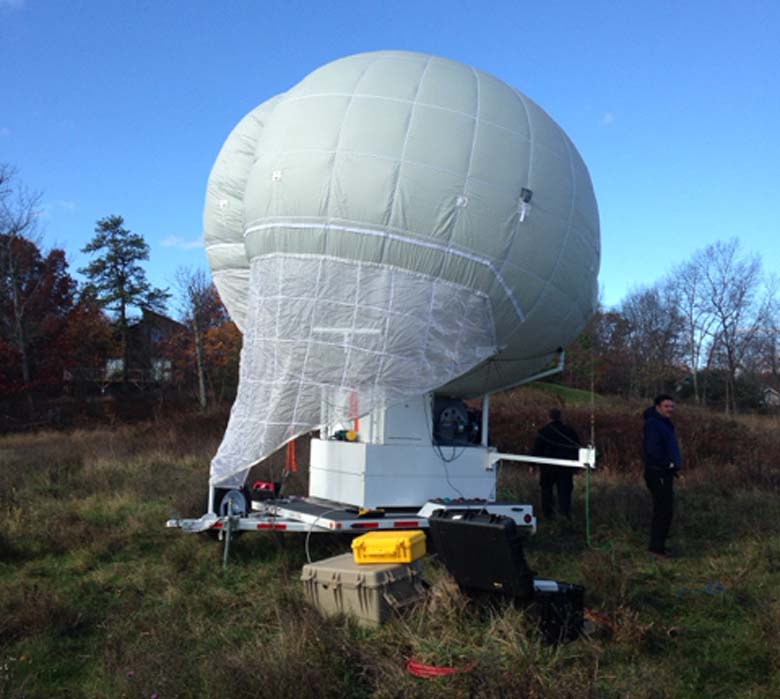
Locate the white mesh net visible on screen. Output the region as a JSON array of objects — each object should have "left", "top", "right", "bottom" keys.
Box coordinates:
[{"left": 210, "top": 254, "right": 497, "bottom": 486}]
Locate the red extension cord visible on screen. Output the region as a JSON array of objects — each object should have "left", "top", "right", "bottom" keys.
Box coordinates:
[{"left": 406, "top": 657, "right": 477, "bottom": 679}]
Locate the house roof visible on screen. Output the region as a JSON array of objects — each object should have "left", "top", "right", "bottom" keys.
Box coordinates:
[{"left": 136, "top": 308, "right": 186, "bottom": 331}]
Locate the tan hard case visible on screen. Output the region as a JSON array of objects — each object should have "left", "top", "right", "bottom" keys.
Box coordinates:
[{"left": 301, "top": 553, "right": 426, "bottom": 626}]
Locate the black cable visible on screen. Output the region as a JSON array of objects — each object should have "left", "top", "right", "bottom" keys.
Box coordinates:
[
  {"left": 304, "top": 508, "right": 342, "bottom": 564},
  {"left": 422, "top": 396, "right": 467, "bottom": 499}
]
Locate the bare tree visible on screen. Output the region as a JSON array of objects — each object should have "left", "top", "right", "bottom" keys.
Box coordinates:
[
  {"left": 701, "top": 239, "right": 772, "bottom": 414},
  {"left": 175, "top": 266, "right": 226, "bottom": 410},
  {"left": 668, "top": 251, "right": 720, "bottom": 404},
  {"left": 620, "top": 283, "right": 683, "bottom": 399},
  {"left": 766, "top": 276, "right": 779, "bottom": 383},
  {"left": 0, "top": 164, "right": 43, "bottom": 414},
  {"left": 747, "top": 276, "right": 779, "bottom": 382}
]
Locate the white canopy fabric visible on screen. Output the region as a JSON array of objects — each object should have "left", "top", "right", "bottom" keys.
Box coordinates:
[{"left": 204, "top": 50, "right": 600, "bottom": 487}]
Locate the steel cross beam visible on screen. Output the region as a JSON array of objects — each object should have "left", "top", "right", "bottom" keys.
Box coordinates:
[{"left": 489, "top": 447, "right": 597, "bottom": 470}]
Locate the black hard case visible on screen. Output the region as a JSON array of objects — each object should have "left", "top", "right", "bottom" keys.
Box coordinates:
[
  {"left": 533, "top": 582, "right": 585, "bottom": 643},
  {"left": 427, "top": 509, "right": 535, "bottom": 598}
]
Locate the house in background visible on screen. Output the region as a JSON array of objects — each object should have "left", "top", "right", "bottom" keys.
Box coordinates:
[
  {"left": 125, "top": 309, "right": 185, "bottom": 382},
  {"left": 66, "top": 309, "right": 185, "bottom": 390},
  {"left": 762, "top": 386, "right": 780, "bottom": 410}
]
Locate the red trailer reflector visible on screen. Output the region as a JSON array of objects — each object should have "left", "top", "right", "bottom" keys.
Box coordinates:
[
  {"left": 393, "top": 521, "right": 419, "bottom": 528},
  {"left": 351, "top": 522, "right": 380, "bottom": 529},
  {"left": 212, "top": 521, "right": 223, "bottom": 529},
  {"left": 257, "top": 523, "right": 288, "bottom": 530},
  {"left": 524, "top": 514, "right": 532, "bottom": 523}
]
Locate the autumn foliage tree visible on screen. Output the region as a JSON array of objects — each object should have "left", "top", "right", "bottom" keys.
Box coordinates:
[
  {"left": 0, "top": 240, "right": 114, "bottom": 409},
  {"left": 1, "top": 165, "right": 113, "bottom": 415},
  {"left": 202, "top": 318, "right": 241, "bottom": 405},
  {"left": 0, "top": 236, "right": 70, "bottom": 389},
  {"left": 563, "top": 309, "right": 635, "bottom": 397},
  {"left": 0, "top": 164, "right": 43, "bottom": 409},
  {"left": 158, "top": 267, "right": 241, "bottom": 408},
  {"left": 175, "top": 267, "right": 232, "bottom": 409},
  {"left": 56, "top": 292, "right": 115, "bottom": 377}
]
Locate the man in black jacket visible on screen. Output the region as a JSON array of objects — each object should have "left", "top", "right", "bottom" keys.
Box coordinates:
[
  {"left": 643, "top": 394, "right": 682, "bottom": 557},
  {"left": 532, "top": 408, "right": 581, "bottom": 519}
]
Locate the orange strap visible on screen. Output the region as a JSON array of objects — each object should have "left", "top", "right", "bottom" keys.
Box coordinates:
[
  {"left": 348, "top": 391, "right": 360, "bottom": 433},
  {"left": 285, "top": 440, "right": 298, "bottom": 473}
]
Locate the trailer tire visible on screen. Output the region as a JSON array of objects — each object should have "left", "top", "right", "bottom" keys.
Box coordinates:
[{"left": 202, "top": 488, "right": 251, "bottom": 541}]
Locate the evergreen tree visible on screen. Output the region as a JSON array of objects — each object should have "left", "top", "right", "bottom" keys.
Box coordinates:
[{"left": 80, "top": 215, "right": 169, "bottom": 381}]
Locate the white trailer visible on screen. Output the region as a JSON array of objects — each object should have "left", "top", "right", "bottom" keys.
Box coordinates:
[{"left": 167, "top": 392, "right": 596, "bottom": 537}]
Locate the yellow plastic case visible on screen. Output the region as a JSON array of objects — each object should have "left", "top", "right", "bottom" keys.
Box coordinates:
[{"left": 351, "top": 530, "right": 426, "bottom": 564}]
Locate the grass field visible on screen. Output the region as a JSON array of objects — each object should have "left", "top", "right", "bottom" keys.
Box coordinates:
[
  {"left": 526, "top": 382, "right": 606, "bottom": 405},
  {"left": 2, "top": 404, "right": 780, "bottom": 698}
]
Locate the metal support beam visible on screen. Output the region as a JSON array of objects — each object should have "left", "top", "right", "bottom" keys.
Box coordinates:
[
  {"left": 489, "top": 446, "right": 596, "bottom": 470},
  {"left": 481, "top": 394, "right": 490, "bottom": 447}
]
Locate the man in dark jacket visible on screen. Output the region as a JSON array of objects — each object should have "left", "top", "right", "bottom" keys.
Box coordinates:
[
  {"left": 532, "top": 408, "right": 581, "bottom": 519},
  {"left": 643, "top": 394, "right": 682, "bottom": 557}
]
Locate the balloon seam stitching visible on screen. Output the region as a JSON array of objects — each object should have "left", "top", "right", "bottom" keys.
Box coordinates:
[
  {"left": 244, "top": 221, "right": 525, "bottom": 322},
  {"left": 523, "top": 132, "right": 578, "bottom": 321},
  {"left": 278, "top": 92, "right": 547, "bottom": 150},
  {"left": 386, "top": 57, "right": 434, "bottom": 234},
  {"left": 249, "top": 251, "right": 494, "bottom": 302}
]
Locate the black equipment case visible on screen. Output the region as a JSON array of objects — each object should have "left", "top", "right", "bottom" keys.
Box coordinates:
[
  {"left": 427, "top": 509, "right": 535, "bottom": 598},
  {"left": 532, "top": 579, "right": 585, "bottom": 643}
]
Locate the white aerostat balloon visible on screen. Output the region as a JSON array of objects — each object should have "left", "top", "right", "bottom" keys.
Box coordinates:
[{"left": 204, "top": 50, "right": 600, "bottom": 487}]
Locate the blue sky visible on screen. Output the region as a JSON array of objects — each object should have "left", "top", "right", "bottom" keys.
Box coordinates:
[{"left": 2, "top": 0, "right": 778, "bottom": 312}]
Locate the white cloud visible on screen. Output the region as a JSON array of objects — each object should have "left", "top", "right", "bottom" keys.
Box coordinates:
[
  {"left": 36, "top": 200, "right": 78, "bottom": 219},
  {"left": 600, "top": 112, "right": 615, "bottom": 126},
  {"left": 161, "top": 235, "right": 204, "bottom": 250}
]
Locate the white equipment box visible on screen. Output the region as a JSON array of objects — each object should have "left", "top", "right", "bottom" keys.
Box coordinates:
[{"left": 309, "top": 439, "right": 494, "bottom": 508}]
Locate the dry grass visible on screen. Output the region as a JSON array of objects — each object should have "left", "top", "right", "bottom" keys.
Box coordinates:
[{"left": 1, "top": 402, "right": 780, "bottom": 697}]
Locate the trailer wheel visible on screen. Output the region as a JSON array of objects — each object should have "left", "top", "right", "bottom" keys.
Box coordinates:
[{"left": 202, "top": 488, "right": 250, "bottom": 541}]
